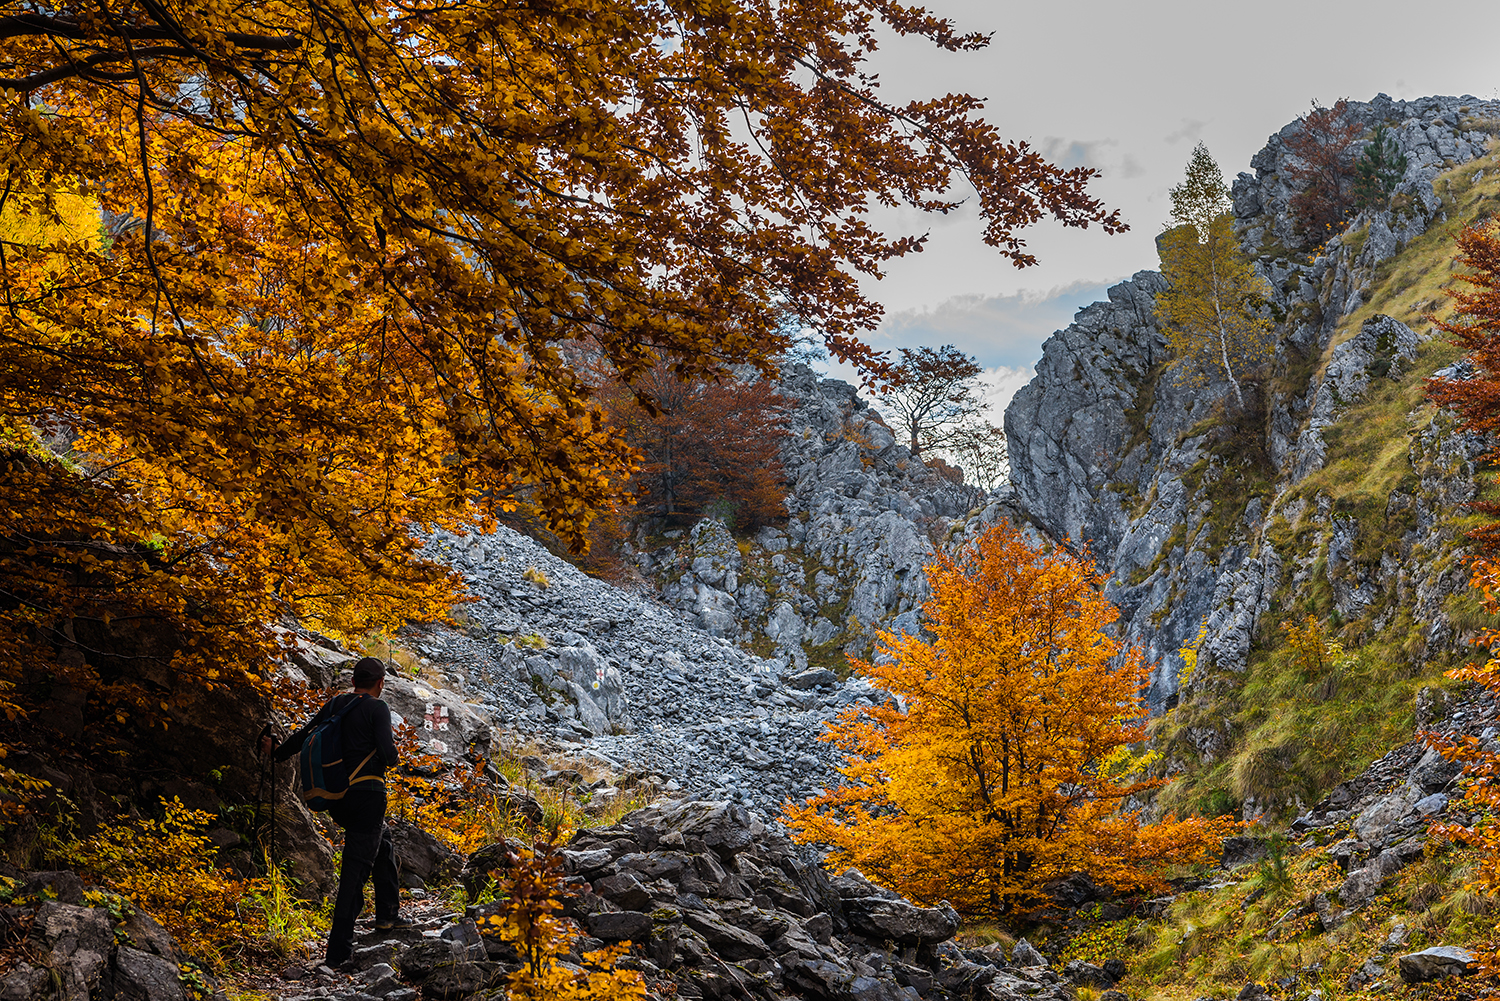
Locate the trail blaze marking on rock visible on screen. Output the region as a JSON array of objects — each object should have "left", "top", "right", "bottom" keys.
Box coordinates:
[{"left": 424, "top": 703, "right": 450, "bottom": 732}]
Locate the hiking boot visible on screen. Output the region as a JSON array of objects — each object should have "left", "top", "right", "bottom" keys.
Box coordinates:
[{"left": 374, "top": 916, "right": 420, "bottom": 931}]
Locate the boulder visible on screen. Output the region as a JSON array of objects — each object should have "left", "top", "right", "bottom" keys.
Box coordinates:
[
  {"left": 1354, "top": 783, "right": 1421, "bottom": 841},
  {"left": 786, "top": 668, "right": 838, "bottom": 691},
  {"left": 1063, "top": 960, "right": 1114, "bottom": 988},
  {"left": 20, "top": 870, "right": 85, "bottom": 905},
  {"left": 420, "top": 960, "right": 505, "bottom": 999},
  {"left": 842, "top": 897, "right": 959, "bottom": 944},
  {"left": 1042, "top": 872, "right": 1096, "bottom": 905},
  {"left": 1397, "top": 946, "right": 1476, "bottom": 983},
  {"left": 680, "top": 909, "right": 770, "bottom": 961},
  {"left": 110, "top": 946, "right": 187, "bottom": 1001},
  {"left": 1011, "top": 938, "right": 1048, "bottom": 969},
  {"left": 461, "top": 839, "right": 527, "bottom": 900},
  {"left": 622, "top": 801, "right": 764, "bottom": 857},
  {"left": 395, "top": 939, "right": 465, "bottom": 981},
  {"left": 587, "top": 910, "right": 654, "bottom": 942},
  {"left": 592, "top": 872, "right": 653, "bottom": 911},
  {"left": 379, "top": 675, "right": 492, "bottom": 765},
  {"left": 36, "top": 901, "right": 115, "bottom": 1001},
  {"left": 388, "top": 817, "right": 463, "bottom": 889}
]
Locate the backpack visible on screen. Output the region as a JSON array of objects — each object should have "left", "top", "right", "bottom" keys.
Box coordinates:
[{"left": 297, "top": 694, "right": 379, "bottom": 811}]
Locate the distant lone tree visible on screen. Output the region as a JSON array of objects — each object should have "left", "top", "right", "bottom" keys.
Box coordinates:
[
  {"left": 784, "top": 522, "right": 1234, "bottom": 915},
  {"left": 1353, "top": 124, "right": 1409, "bottom": 211},
  {"left": 1285, "top": 98, "right": 1365, "bottom": 241},
  {"left": 880, "top": 345, "right": 983, "bottom": 456},
  {"left": 1156, "top": 143, "right": 1275, "bottom": 410}
]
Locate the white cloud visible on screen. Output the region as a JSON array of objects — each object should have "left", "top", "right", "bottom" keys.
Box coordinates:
[
  {"left": 875, "top": 279, "right": 1117, "bottom": 370},
  {"left": 977, "top": 366, "right": 1034, "bottom": 420}
]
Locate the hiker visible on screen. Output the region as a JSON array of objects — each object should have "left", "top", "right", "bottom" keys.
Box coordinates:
[{"left": 261, "top": 657, "right": 411, "bottom": 967}]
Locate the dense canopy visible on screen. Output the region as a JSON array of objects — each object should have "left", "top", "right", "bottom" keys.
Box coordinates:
[{"left": 0, "top": 0, "right": 1121, "bottom": 710}]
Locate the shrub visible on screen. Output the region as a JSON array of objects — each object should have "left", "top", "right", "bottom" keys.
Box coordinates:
[
  {"left": 474, "top": 842, "right": 646, "bottom": 1000},
  {"left": 65, "top": 797, "right": 266, "bottom": 966}
]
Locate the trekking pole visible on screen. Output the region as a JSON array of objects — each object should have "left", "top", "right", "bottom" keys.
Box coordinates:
[
  {"left": 254, "top": 724, "right": 271, "bottom": 863},
  {"left": 270, "top": 738, "right": 277, "bottom": 864}
]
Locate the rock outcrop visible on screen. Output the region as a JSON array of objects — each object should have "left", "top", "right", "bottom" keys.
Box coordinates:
[
  {"left": 1004, "top": 94, "right": 1500, "bottom": 733},
  {"left": 0, "top": 875, "right": 220, "bottom": 1001},
  {"left": 269, "top": 800, "right": 1088, "bottom": 1001},
  {"left": 639, "top": 364, "right": 1018, "bottom": 669}
]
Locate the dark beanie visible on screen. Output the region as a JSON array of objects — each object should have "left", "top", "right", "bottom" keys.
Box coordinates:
[{"left": 352, "top": 657, "right": 387, "bottom": 688}]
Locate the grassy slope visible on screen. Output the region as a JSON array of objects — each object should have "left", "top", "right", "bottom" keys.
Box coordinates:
[
  {"left": 1066, "top": 146, "right": 1500, "bottom": 1000},
  {"left": 1153, "top": 145, "right": 1500, "bottom": 822}
]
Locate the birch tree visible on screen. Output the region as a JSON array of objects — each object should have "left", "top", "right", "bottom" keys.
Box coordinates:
[{"left": 1155, "top": 144, "right": 1275, "bottom": 409}]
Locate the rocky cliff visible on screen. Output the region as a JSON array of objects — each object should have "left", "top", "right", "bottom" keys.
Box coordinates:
[
  {"left": 633, "top": 364, "right": 1020, "bottom": 671},
  {"left": 1004, "top": 93, "right": 1500, "bottom": 816}
]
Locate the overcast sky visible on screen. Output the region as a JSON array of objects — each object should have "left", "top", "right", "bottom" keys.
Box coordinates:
[{"left": 817, "top": 0, "right": 1500, "bottom": 415}]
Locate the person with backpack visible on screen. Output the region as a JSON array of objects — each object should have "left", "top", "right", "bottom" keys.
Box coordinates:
[{"left": 261, "top": 657, "right": 411, "bottom": 967}]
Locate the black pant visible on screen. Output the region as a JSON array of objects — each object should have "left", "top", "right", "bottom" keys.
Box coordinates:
[{"left": 325, "top": 788, "right": 399, "bottom": 965}]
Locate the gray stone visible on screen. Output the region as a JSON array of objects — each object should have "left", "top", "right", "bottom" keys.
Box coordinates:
[
  {"left": 387, "top": 818, "right": 462, "bottom": 889},
  {"left": 111, "top": 946, "right": 187, "bottom": 1001},
  {"left": 623, "top": 800, "right": 765, "bottom": 856},
  {"left": 1397, "top": 946, "right": 1476, "bottom": 983},
  {"left": 36, "top": 901, "right": 114, "bottom": 1001},
  {"left": 1355, "top": 783, "right": 1421, "bottom": 841},
  {"left": 0, "top": 964, "right": 51, "bottom": 1001},
  {"left": 419, "top": 961, "right": 504, "bottom": 999},
  {"left": 1011, "top": 937, "right": 1048, "bottom": 968},
  {"left": 1411, "top": 747, "right": 1463, "bottom": 793},
  {"left": 1062, "top": 960, "right": 1113, "bottom": 987},
  {"left": 592, "top": 872, "right": 653, "bottom": 910},
  {"left": 680, "top": 909, "right": 770, "bottom": 960},
  {"left": 395, "top": 939, "right": 463, "bottom": 981},
  {"left": 786, "top": 668, "right": 838, "bottom": 690},
  {"left": 587, "top": 910, "right": 653, "bottom": 942}
]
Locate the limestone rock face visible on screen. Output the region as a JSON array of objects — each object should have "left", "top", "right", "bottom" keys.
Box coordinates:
[
  {"left": 1003, "top": 93, "right": 1496, "bottom": 720},
  {"left": 643, "top": 363, "right": 1022, "bottom": 668}
]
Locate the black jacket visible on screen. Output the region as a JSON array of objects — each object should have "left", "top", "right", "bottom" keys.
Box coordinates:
[{"left": 273, "top": 692, "right": 400, "bottom": 788}]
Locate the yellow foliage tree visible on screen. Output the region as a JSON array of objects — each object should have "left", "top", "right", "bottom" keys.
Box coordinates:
[
  {"left": 1430, "top": 566, "right": 1500, "bottom": 984},
  {"left": 0, "top": 0, "right": 1122, "bottom": 729},
  {"left": 785, "top": 523, "right": 1234, "bottom": 915},
  {"left": 67, "top": 798, "right": 265, "bottom": 966},
  {"left": 474, "top": 843, "right": 646, "bottom": 1001},
  {"left": 1156, "top": 143, "right": 1275, "bottom": 410}
]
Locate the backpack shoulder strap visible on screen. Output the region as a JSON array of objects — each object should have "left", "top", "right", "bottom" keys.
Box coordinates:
[{"left": 321, "top": 692, "right": 368, "bottom": 726}]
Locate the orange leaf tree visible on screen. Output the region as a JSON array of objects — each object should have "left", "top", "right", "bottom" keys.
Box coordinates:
[
  {"left": 1425, "top": 217, "right": 1500, "bottom": 978},
  {"left": 602, "top": 361, "right": 789, "bottom": 532},
  {"left": 1284, "top": 98, "right": 1365, "bottom": 242},
  {"left": 785, "top": 522, "right": 1233, "bottom": 915},
  {"left": 0, "top": 1, "right": 1122, "bottom": 726}
]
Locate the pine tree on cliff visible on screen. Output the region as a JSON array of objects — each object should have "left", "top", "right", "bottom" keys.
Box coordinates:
[{"left": 1155, "top": 143, "right": 1275, "bottom": 410}]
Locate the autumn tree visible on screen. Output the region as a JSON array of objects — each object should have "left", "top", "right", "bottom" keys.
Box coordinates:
[
  {"left": 1285, "top": 98, "right": 1365, "bottom": 241},
  {"left": 1427, "top": 219, "right": 1500, "bottom": 553},
  {"left": 1428, "top": 559, "right": 1500, "bottom": 984},
  {"left": 1353, "top": 125, "right": 1409, "bottom": 210},
  {"left": 602, "top": 364, "right": 789, "bottom": 531},
  {"left": 1423, "top": 218, "right": 1500, "bottom": 978},
  {"left": 0, "top": 2, "right": 1123, "bottom": 727},
  {"left": 1156, "top": 143, "right": 1275, "bottom": 410},
  {"left": 784, "top": 522, "right": 1234, "bottom": 915},
  {"left": 879, "top": 345, "right": 984, "bottom": 455}
]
